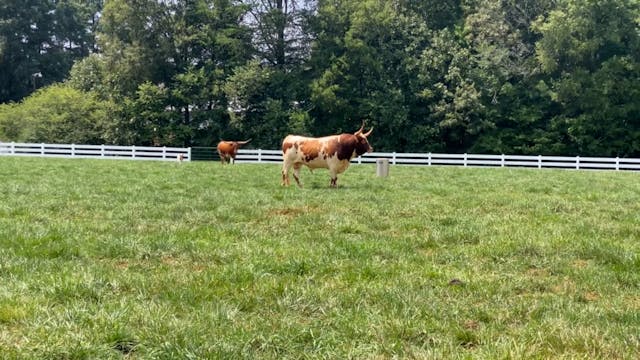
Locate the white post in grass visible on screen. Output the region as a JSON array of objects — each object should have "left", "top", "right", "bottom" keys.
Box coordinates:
[
  {"left": 10, "top": 142, "right": 15, "bottom": 155},
  {"left": 538, "top": 155, "right": 542, "bottom": 169},
  {"left": 132, "top": 145, "right": 136, "bottom": 159},
  {"left": 71, "top": 143, "right": 75, "bottom": 157},
  {"left": 101, "top": 144, "right": 105, "bottom": 157},
  {"left": 187, "top": 147, "right": 192, "bottom": 161},
  {"left": 615, "top": 157, "right": 619, "bottom": 171},
  {"left": 41, "top": 143, "right": 45, "bottom": 155},
  {"left": 576, "top": 155, "right": 580, "bottom": 170},
  {"left": 376, "top": 158, "right": 389, "bottom": 177},
  {"left": 162, "top": 146, "right": 166, "bottom": 160}
]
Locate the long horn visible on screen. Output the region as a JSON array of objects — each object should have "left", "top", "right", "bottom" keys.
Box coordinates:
[
  {"left": 237, "top": 139, "right": 251, "bottom": 145},
  {"left": 363, "top": 127, "right": 373, "bottom": 137},
  {"left": 354, "top": 121, "right": 365, "bottom": 135}
]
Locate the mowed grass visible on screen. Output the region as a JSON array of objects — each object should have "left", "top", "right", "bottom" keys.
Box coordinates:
[{"left": 1, "top": 156, "right": 639, "bottom": 359}]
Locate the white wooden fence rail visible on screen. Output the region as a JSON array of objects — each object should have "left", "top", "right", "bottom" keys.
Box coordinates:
[
  {"left": 0, "top": 142, "right": 190, "bottom": 161},
  {"left": 2, "top": 142, "right": 640, "bottom": 171},
  {"left": 235, "top": 149, "right": 640, "bottom": 171}
]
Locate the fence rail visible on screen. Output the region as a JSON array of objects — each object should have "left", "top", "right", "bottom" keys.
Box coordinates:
[
  {"left": 2, "top": 142, "right": 640, "bottom": 171},
  {"left": 0, "top": 142, "right": 190, "bottom": 161},
  {"left": 235, "top": 149, "right": 640, "bottom": 171}
]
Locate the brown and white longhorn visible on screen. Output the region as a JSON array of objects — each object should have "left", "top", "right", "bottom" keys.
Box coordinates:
[{"left": 281, "top": 122, "right": 373, "bottom": 187}]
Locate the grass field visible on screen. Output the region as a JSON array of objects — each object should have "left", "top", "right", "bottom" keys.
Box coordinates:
[{"left": 1, "top": 156, "right": 639, "bottom": 359}]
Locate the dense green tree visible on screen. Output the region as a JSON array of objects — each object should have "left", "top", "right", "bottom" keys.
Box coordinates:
[
  {"left": 397, "top": 0, "right": 463, "bottom": 30},
  {"left": 0, "top": 0, "right": 100, "bottom": 103},
  {"left": 415, "top": 28, "right": 491, "bottom": 153},
  {"left": 69, "top": 0, "right": 253, "bottom": 146},
  {"left": 308, "top": 0, "right": 435, "bottom": 151},
  {"left": 246, "top": 0, "right": 314, "bottom": 68},
  {"left": 221, "top": 0, "right": 315, "bottom": 146},
  {"left": 461, "top": 0, "right": 560, "bottom": 154},
  {"left": 535, "top": 0, "right": 640, "bottom": 156},
  {"left": 224, "top": 60, "right": 310, "bottom": 148}
]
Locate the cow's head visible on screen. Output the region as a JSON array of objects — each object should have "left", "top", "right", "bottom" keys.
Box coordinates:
[{"left": 353, "top": 122, "right": 373, "bottom": 155}]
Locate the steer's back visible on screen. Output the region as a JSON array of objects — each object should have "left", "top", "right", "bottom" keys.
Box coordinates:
[
  {"left": 282, "top": 135, "right": 336, "bottom": 169},
  {"left": 217, "top": 141, "right": 235, "bottom": 154}
]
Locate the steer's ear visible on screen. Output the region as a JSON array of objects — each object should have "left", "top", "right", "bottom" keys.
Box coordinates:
[{"left": 363, "top": 127, "right": 373, "bottom": 137}]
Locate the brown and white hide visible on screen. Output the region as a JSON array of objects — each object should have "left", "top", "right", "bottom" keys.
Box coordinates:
[{"left": 281, "top": 123, "right": 373, "bottom": 187}]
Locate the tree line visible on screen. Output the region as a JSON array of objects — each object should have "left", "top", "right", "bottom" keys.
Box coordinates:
[{"left": 1, "top": 0, "right": 639, "bottom": 156}]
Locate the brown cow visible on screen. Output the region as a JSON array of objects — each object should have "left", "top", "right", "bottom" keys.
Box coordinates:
[
  {"left": 216, "top": 139, "right": 251, "bottom": 164},
  {"left": 281, "top": 122, "right": 373, "bottom": 187}
]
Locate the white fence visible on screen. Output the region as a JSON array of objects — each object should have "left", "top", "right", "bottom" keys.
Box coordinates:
[
  {"left": 235, "top": 149, "right": 640, "bottom": 171},
  {"left": 0, "top": 142, "right": 190, "bottom": 161},
  {"left": 2, "top": 142, "right": 640, "bottom": 171}
]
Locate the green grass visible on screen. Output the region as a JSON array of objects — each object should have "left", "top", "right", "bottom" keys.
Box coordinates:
[{"left": 1, "top": 156, "right": 639, "bottom": 359}]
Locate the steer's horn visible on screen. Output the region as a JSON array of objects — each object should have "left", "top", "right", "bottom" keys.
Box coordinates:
[
  {"left": 354, "top": 121, "right": 365, "bottom": 135},
  {"left": 363, "top": 127, "right": 373, "bottom": 137},
  {"left": 237, "top": 139, "right": 252, "bottom": 145}
]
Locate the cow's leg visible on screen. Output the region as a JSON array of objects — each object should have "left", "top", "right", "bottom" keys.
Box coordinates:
[
  {"left": 293, "top": 164, "right": 303, "bottom": 187},
  {"left": 230, "top": 150, "right": 236, "bottom": 164},
  {"left": 329, "top": 168, "right": 338, "bottom": 188},
  {"left": 282, "top": 161, "right": 291, "bottom": 186},
  {"left": 218, "top": 151, "right": 225, "bottom": 164}
]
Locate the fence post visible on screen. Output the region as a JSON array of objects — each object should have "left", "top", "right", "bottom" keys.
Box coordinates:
[
  {"left": 187, "top": 147, "right": 192, "bottom": 161},
  {"left": 501, "top": 154, "right": 505, "bottom": 167},
  {"left": 538, "top": 155, "right": 542, "bottom": 169},
  {"left": 428, "top": 152, "right": 431, "bottom": 166},
  {"left": 392, "top": 152, "right": 396, "bottom": 165},
  {"left": 464, "top": 153, "right": 468, "bottom": 167},
  {"left": 10, "top": 142, "right": 15, "bottom": 155},
  {"left": 576, "top": 155, "right": 580, "bottom": 170},
  {"left": 101, "top": 144, "right": 105, "bottom": 157},
  {"left": 162, "top": 146, "right": 167, "bottom": 160},
  {"left": 132, "top": 145, "right": 136, "bottom": 159},
  {"left": 71, "top": 144, "right": 75, "bottom": 157},
  {"left": 615, "top": 157, "right": 619, "bottom": 171},
  {"left": 41, "top": 143, "right": 45, "bottom": 155},
  {"left": 376, "top": 158, "right": 389, "bottom": 177},
  {"left": 258, "top": 148, "right": 262, "bottom": 163}
]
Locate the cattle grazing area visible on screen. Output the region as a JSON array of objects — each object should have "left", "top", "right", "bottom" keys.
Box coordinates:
[{"left": 1, "top": 157, "right": 639, "bottom": 359}]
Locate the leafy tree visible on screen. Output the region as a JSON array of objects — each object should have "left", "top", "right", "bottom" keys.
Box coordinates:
[
  {"left": 224, "top": 60, "right": 309, "bottom": 148},
  {"left": 535, "top": 0, "right": 640, "bottom": 156},
  {"left": 220, "top": 0, "right": 315, "bottom": 147},
  {"left": 416, "top": 28, "right": 491, "bottom": 153},
  {"left": 461, "top": 0, "right": 559, "bottom": 154},
  {"left": 397, "top": 0, "right": 463, "bottom": 30},
  {"left": 0, "top": 0, "right": 100, "bottom": 103},
  {"left": 0, "top": 84, "right": 115, "bottom": 144},
  {"left": 246, "top": 0, "right": 314, "bottom": 69},
  {"left": 308, "top": 0, "right": 434, "bottom": 151},
  {"left": 69, "top": 0, "right": 254, "bottom": 146}
]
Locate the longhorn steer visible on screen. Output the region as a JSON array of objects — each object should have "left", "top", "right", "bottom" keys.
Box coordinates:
[
  {"left": 216, "top": 139, "right": 251, "bottom": 164},
  {"left": 281, "top": 123, "right": 373, "bottom": 188}
]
